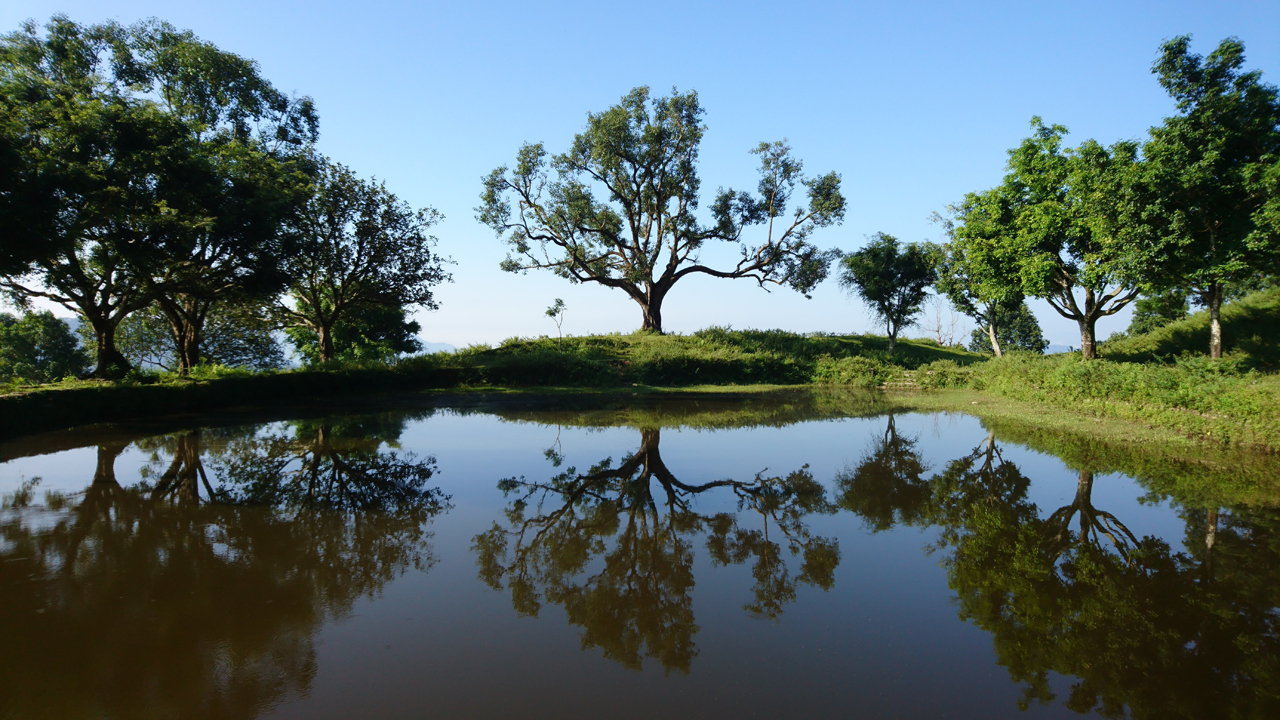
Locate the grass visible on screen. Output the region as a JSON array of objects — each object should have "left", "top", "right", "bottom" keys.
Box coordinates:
[
  {"left": 436, "top": 327, "right": 977, "bottom": 388},
  {"left": 1, "top": 305, "right": 1277, "bottom": 454},
  {"left": 902, "top": 352, "right": 1280, "bottom": 453}
]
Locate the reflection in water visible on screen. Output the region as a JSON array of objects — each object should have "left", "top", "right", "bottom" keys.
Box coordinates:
[
  {"left": 3, "top": 399, "right": 1280, "bottom": 718},
  {"left": 472, "top": 427, "right": 839, "bottom": 673},
  {"left": 0, "top": 417, "right": 450, "bottom": 720},
  {"left": 837, "top": 416, "right": 1280, "bottom": 718}
]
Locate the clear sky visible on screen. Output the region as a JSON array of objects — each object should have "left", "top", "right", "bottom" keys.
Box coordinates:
[{"left": 4, "top": 1, "right": 1278, "bottom": 348}]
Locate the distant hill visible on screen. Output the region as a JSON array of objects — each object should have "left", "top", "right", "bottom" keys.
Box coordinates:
[
  {"left": 1045, "top": 344, "right": 1073, "bottom": 354},
  {"left": 1101, "top": 287, "right": 1280, "bottom": 368},
  {"left": 421, "top": 342, "right": 455, "bottom": 354}
]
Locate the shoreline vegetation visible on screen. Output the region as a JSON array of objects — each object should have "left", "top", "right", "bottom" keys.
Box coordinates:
[{"left": 2, "top": 288, "right": 1277, "bottom": 456}]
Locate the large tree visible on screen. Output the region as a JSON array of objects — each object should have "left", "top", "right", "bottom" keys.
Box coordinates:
[
  {"left": 277, "top": 159, "right": 450, "bottom": 363},
  {"left": 115, "top": 19, "right": 317, "bottom": 373},
  {"left": 0, "top": 17, "right": 316, "bottom": 376},
  {"left": 1125, "top": 36, "right": 1280, "bottom": 358},
  {"left": 993, "top": 119, "right": 1140, "bottom": 359},
  {"left": 477, "top": 87, "right": 844, "bottom": 334},
  {"left": 837, "top": 233, "right": 935, "bottom": 354},
  {"left": 0, "top": 18, "right": 190, "bottom": 376}
]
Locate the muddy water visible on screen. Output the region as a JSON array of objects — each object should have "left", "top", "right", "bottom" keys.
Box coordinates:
[{"left": 1, "top": 393, "right": 1276, "bottom": 719}]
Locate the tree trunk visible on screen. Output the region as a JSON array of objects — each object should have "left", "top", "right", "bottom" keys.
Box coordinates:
[
  {"left": 88, "top": 313, "right": 131, "bottom": 379},
  {"left": 887, "top": 320, "right": 898, "bottom": 354},
  {"left": 986, "top": 322, "right": 1003, "bottom": 358},
  {"left": 160, "top": 296, "right": 208, "bottom": 375},
  {"left": 1078, "top": 315, "right": 1099, "bottom": 360},
  {"left": 1203, "top": 507, "right": 1218, "bottom": 584},
  {"left": 1207, "top": 283, "right": 1224, "bottom": 359},
  {"left": 318, "top": 323, "right": 336, "bottom": 362},
  {"left": 638, "top": 291, "right": 665, "bottom": 334},
  {"left": 92, "top": 443, "right": 127, "bottom": 487},
  {"left": 179, "top": 320, "right": 202, "bottom": 373}
]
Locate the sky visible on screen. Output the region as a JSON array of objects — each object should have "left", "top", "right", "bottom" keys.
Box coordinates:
[{"left": 4, "top": 0, "right": 1278, "bottom": 348}]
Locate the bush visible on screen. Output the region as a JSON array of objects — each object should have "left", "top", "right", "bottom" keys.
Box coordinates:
[
  {"left": 811, "top": 355, "right": 903, "bottom": 387},
  {"left": 916, "top": 359, "right": 970, "bottom": 389}
]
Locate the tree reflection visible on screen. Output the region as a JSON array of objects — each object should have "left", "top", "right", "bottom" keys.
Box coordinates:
[
  {"left": 835, "top": 416, "right": 1280, "bottom": 718},
  {"left": 0, "top": 416, "right": 450, "bottom": 720},
  {"left": 472, "top": 427, "right": 838, "bottom": 673}
]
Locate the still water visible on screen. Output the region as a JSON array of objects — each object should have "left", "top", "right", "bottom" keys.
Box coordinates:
[{"left": 1, "top": 392, "right": 1276, "bottom": 719}]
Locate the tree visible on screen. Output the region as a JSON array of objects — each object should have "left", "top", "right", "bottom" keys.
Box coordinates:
[
  {"left": 545, "top": 298, "right": 566, "bottom": 349},
  {"left": 0, "top": 18, "right": 184, "bottom": 376},
  {"left": 477, "top": 87, "right": 844, "bottom": 333},
  {"left": 277, "top": 159, "right": 450, "bottom": 363},
  {"left": 966, "top": 301, "right": 1048, "bottom": 354},
  {"left": 0, "top": 311, "right": 89, "bottom": 382},
  {"left": 1126, "top": 289, "right": 1189, "bottom": 336},
  {"left": 473, "top": 426, "right": 838, "bottom": 672},
  {"left": 0, "top": 16, "right": 316, "bottom": 376},
  {"left": 930, "top": 205, "right": 1026, "bottom": 358},
  {"left": 1000, "top": 119, "right": 1140, "bottom": 359},
  {"left": 1125, "top": 36, "right": 1280, "bottom": 358},
  {"left": 286, "top": 304, "right": 423, "bottom": 365},
  {"left": 837, "top": 233, "right": 935, "bottom": 353},
  {"left": 116, "top": 19, "right": 317, "bottom": 374}
]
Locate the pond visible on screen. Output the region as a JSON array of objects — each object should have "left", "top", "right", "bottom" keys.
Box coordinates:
[{"left": 1, "top": 391, "right": 1277, "bottom": 719}]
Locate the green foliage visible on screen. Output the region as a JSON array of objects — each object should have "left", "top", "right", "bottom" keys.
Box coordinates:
[
  {"left": 947, "top": 118, "right": 1139, "bottom": 357},
  {"left": 0, "top": 15, "right": 317, "bottom": 376},
  {"left": 837, "top": 233, "right": 935, "bottom": 353},
  {"left": 967, "top": 301, "right": 1048, "bottom": 354},
  {"left": 441, "top": 328, "right": 975, "bottom": 389},
  {"left": 965, "top": 353, "right": 1280, "bottom": 451},
  {"left": 0, "top": 311, "right": 88, "bottom": 383},
  {"left": 278, "top": 157, "right": 450, "bottom": 363},
  {"left": 810, "top": 355, "right": 904, "bottom": 388},
  {"left": 915, "top": 359, "right": 969, "bottom": 389},
  {"left": 1121, "top": 36, "right": 1280, "bottom": 356},
  {"left": 287, "top": 305, "right": 423, "bottom": 366},
  {"left": 478, "top": 87, "right": 843, "bottom": 332},
  {"left": 1126, "top": 288, "right": 1190, "bottom": 336},
  {"left": 930, "top": 205, "right": 1026, "bottom": 357}
]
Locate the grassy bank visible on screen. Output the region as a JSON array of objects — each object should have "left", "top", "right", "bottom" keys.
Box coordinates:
[
  {"left": 1, "top": 313, "right": 1277, "bottom": 452},
  {"left": 909, "top": 352, "right": 1280, "bottom": 452}
]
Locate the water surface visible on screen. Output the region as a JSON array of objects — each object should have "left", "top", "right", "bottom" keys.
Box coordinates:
[{"left": 1, "top": 393, "right": 1276, "bottom": 719}]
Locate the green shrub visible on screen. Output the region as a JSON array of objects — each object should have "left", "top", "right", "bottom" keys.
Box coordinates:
[
  {"left": 811, "top": 355, "right": 903, "bottom": 387},
  {"left": 916, "top": 359, "right": 971, "bottom": 389}
]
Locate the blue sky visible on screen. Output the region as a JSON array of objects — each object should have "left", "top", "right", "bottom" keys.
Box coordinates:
[{"left": 4, "top": 1, "right": 1278, "bottom": 347}]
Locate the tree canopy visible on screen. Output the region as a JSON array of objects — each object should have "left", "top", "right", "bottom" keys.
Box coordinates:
[
  {"left": 0, "top": 16, "right": 316, "bottom": 375},
  {"left": 837, "top": 233, "right": 935, "bottom": 354},
  {"left": 1122, "top": 35, "right": 1280, "bottom": 358},
  {"left": 276, "top": 158, "right": 450, "bottom": 363},
  {"left": 477, "top": 87, "right": 844, "bottom": 333}
]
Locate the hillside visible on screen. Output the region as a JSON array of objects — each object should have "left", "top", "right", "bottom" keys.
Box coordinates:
[{"left": 1102, "top": 288, "right": 1280, "bottom": 368}]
